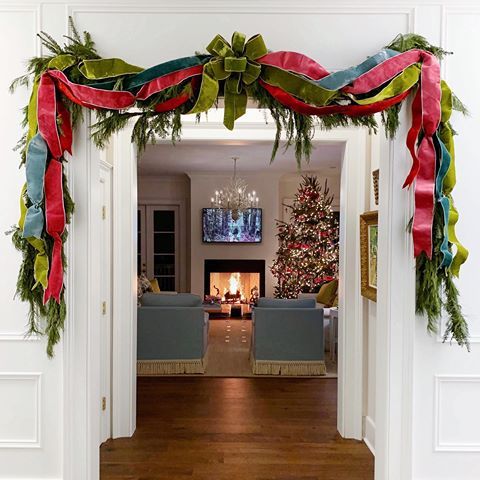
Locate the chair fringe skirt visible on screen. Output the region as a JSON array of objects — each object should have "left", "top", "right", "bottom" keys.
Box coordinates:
[
  {"left": 137, "top": 358, "right": 205, "bottom": 376},
  {"left": 251, "top": 358, "right": 326, "bottom": 376}
]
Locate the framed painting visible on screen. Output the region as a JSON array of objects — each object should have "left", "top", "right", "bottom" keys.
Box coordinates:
[{"left": 360, "top": 211, "right": 378, "bottom": 302}]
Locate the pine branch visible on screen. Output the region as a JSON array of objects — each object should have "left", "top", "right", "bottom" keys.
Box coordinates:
[{"left": 386, "top": 33, "right": 451, "bottom": 59}]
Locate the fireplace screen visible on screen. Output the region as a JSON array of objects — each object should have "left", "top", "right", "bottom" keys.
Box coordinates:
[{"left": 209, "top": 272, "right": 260, "bottom": 304}]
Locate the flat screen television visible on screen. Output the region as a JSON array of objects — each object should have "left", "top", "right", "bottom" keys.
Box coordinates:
[{"left": 202, "top": 208, "right": 262, "bottom": 243}]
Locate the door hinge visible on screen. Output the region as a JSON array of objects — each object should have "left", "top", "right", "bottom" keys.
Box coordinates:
[
  {"left": 102, "top": 301, "right": 107, "bottom": 315},
  {"left": 102, "top": 205, "right": 106, "bottom": 219},
  {"left": 102, "top": 397, "right": 106, "bottom": 411}
]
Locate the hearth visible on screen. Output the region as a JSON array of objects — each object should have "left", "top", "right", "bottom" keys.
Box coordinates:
[{"left": 204, "top": 259, "right": 265, "bottom": 304}]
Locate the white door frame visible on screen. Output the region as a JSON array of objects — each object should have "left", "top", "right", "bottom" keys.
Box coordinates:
[
  {"left": 63, "top": 109, "right": 415, "bottom": 480},
  {"left": 99, "top": 160, "right": 113, "bottom": 444}
]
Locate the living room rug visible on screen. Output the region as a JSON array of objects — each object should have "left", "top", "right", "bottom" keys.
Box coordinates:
[{"left": 204, "top": 318, "right": 338, "bottom": 378}]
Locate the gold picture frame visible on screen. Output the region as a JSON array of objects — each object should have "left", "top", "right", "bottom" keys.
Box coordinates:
[{"left": 360, "top": 211, "right": 378, "bottom": 302}]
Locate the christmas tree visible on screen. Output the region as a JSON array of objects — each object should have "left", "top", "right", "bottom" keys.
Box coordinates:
[{"left": 271, "top": 176, "right": 339, "bottom": 298}]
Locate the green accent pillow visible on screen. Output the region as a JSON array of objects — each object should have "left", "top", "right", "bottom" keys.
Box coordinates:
[{"left": 316, "top": 280, "right": 338, "bottom": 307}]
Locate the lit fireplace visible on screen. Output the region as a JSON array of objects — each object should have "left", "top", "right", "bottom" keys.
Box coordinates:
[
  {"left": 204, "top": 259, "right": 265, "bottom": 304},
  {"left": 210, "top": 272, "right": 260, "bottom": 304}
]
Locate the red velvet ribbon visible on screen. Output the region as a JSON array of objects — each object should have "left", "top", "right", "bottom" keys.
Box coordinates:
[
  {"left": 260, "top": 49, "right": 441, "bottom": 258},
  {"left": 259, "top": 80, "right": 411, "bottom": 116},
  {"left": 257, "top": 51, "right": 330, "bottom": 80},
  {"left": 403, "top": 87, "right": 422, "bottom": 188},
  {"left": 38, "top": 48, "right": 441, "bottom": 258},
  {"left": 56, "top": 99, "right": 73, "bottom": 155},
  {"left": 48, "top": 70, "right": 136, "bottom": 110},
  {"left": 38, "top": 74, "right": 62, "bottom": 158},
  {"left": 413, "top": 136, "right": 437, "bottom": 258},
  {"left": 343, "top": 49, "right": 423, "bottom": 94},
  {"left": 154, "top": 76, "right": 200, "bottom": 112},
  {"left": 43, "top": 159, "right": 65, "bottom": 304},
  {"left": 137, "top": 64, "right": 203, "bottom": 100},
  {"left": 153, "top": 90, "right": 189, "bottom": 112}
]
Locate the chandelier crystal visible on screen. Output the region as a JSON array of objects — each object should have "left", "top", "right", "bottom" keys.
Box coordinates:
[{"left": 210, "top": 157, "right": 259, "bottom": 220}]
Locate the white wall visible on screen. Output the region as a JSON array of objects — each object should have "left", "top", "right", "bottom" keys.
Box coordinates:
[
  {"left": 1, "top": 1, "right": 479, "bottom": 479},
  {"left": 0, "top": 6, "right": 63, "bottom": 479},
  {"left": 189, "top": 172, "right": 281, "bottom": 297},
  {"left": 410, "top": 6, "right": 480, "bottom": 479}
]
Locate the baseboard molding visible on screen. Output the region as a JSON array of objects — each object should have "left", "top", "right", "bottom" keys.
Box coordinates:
[{"left": 363, "top": 415, "right": 375, "bottom": 456}]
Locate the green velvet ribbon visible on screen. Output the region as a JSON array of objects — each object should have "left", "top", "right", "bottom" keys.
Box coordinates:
[
  {"left": 189, "top": 32, "right": 268, "bottom": 129},
  {"left": 349, "top": 65, "right": 420, "bottom": 104},
  {"left": 48, "top": 54, "right": 76, "bottom": 72},
  {"left": 440, "top": 81, "right": 455, "bottom": 194},
  {"left": 19, "top": 184, "right": 49, "bottom": 290},
  {"left": 261, "top": 65, "right": 338, "bottom": 106},
  {"left": 78, "top": 58, "right": 143, "bottom": 80},
  {"left": 438, "top": 80, "right": 468, "bottom": 276}
]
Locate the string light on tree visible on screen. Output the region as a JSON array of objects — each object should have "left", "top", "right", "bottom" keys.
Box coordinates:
[{"left": 271, "top": 175, "right": 339, "bottom": 298}]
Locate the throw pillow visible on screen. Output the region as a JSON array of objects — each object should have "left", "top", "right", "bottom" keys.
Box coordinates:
[
  {"left": 149, "top": 278, "right": 161, "bottom": 293},
  {"left": 137, "top": 272, "right": 152, "bottom": 300},
  {"left": 316, "top": 279, "right": 338, "bottom": 307}
]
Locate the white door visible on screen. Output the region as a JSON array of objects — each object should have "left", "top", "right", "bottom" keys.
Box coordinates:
[{"left": 99, "top": 164, "right": 113, "bottom": 444}]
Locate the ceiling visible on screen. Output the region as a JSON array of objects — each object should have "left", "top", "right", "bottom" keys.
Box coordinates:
[{"left": 138, "top": 139, "right": 344, "bottom": 176}]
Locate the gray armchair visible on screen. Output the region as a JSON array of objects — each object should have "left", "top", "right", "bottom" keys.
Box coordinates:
[
  {"left": 137, "top": 293, "right": 208, "bottom": 375},
  {"left": 251, "top": 298, "right": 326, "bottom": 375}
]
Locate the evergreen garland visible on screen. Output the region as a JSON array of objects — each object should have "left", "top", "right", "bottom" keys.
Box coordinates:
[{"left": 8, "top": 22, "right": 471, "bottom": 355}]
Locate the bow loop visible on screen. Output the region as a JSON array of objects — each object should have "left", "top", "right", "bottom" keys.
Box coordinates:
[
  {"left": 206, "top": 34, "right": 234, "bottom": 58},
  {"left": 189, "top": 32, "right": 267, "bottom": 129},
  {"left": 244, "top": 34, "right": 268, "bottom": 60}
]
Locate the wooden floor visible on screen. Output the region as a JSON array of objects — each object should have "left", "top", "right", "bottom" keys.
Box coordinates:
[{"left": 100, "top": 377, "right": 374, "bottom": 480}]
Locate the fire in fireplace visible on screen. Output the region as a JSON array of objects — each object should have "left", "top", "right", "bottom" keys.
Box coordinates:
[
  {"left": 204, "top": 259, "right": 265, "bottom": 303},
  {"left": 210, "top": 272, "right": 260, "bottom": 304}
]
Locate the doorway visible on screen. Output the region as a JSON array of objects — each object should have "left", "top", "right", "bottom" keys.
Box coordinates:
[
  {"left": 65, "top": 108, "right": 378, "bottom": 479},
  {"left": 106, "top": 107, "right": 371, "bottom": 431}
]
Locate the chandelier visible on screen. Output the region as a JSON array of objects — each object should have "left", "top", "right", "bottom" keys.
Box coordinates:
[{"left": 210, "top": 157, "right": 259, "bottom": 220}]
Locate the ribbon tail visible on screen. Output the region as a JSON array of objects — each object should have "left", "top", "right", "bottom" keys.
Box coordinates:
[
  {"left": 23, "top": 133, "right": 48, "bottom": 238},
  {"left": 403, "top": 87, "right": 422, "bottom": 188},
  {"left": 224, "top": 88, "right": 247, "bottom": 130},
  {"left": 412, "top": 136, "right": 437, "bottom": 258},
  {"left": 43, "top": 233, "right": 63, "bottom": 304},
  {"left": 43, "top": 159, "right": 65, "bottom": 304},
  {"left": 187, "top": 65, "right": 219, "bottom": 115},
  {"left": 434, "top": 135, "right": 453, "bottom": 268},
  {"left": 448, "top": 200, "right": 469, "bottom": 277},
  {"left": 19, "top": 183, "right": 49, "bottom": 290},
  {"left": 57, "top": 99, "right": 73, "bottom": 155}
]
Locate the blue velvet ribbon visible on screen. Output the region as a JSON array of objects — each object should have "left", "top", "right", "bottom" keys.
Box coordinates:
[
  {"left": 23, "top": 133, "right": 48, "bottom": 239},
  {"left": 316, "top": 49, "right": 400, "bottom": 90},
  {"left": 434, "top": 133, "right": 453, "bottom": 268}
]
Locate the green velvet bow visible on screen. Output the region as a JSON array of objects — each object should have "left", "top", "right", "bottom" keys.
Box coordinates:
[{"left": 189, "top": 32, "right": 268, "bottom": 129}]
